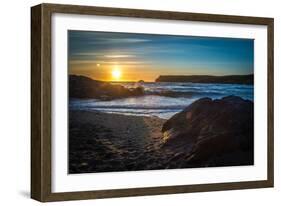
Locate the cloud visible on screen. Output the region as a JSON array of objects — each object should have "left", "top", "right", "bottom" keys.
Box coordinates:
[
  {"left": 104, "top": 54, "right": 135, "bottom": 58},
  {"left": 73, "top": 52, "right": 101, "bottom": 56},
  {"left": 69, "top": 59, "right": 150, "bottom": 66},
  {"left": 89, "top": 38, "right": 151, "bottom": 45},
  {"left": 72, "top": 52, "right": 136, "bottom": 59}
]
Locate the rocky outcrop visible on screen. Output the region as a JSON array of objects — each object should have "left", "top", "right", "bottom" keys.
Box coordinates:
[
  {"left": 155, "top": 74, "right": 253, "bottom": 85},
  {"left": 69, "top": 75, "right": 144, "bottom": 100},
  {"left": 162, "top": 95, "right": 254, "bottom": 167}
]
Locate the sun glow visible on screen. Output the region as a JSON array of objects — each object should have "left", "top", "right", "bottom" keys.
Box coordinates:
[{"left": 112, "top": 66, "right": 122, "bottom": 81}]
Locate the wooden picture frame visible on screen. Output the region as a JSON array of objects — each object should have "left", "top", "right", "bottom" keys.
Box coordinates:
[{"left": 31, "top": 3, "right": 274, "bottom": 202}]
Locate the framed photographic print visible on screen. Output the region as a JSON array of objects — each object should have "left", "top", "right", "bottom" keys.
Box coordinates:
[{"left": 31, "top": 3, "right": 274, "bottom": 202}]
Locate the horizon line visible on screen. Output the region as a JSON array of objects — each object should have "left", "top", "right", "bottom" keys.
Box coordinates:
[{"left": 69, "top": 73, "right": 254, "bottom": 83}]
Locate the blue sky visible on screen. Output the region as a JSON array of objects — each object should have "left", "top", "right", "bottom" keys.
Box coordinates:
[{"left": 68, "top": 30, "right": 254, "bottom": 82}]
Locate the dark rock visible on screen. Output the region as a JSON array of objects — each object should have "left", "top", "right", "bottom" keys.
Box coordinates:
[
  {"left": 69, "top": 75, "right": 144, "bottom": 100},
  {"left": 162, "top": 95, "right": 254, "bottom": 167}
]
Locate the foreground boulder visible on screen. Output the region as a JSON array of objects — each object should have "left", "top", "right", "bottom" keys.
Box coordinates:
[
  {"left": 69, "top": 75, "right": 144, "bottom": 100},
  {"left": 162, "top": 96, "right": 254, "bottom": 168}
]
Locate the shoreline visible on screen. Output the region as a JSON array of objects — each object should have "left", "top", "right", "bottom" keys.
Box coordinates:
[
  {"left": 69, "top": 109, "right": 171, "bottom": 120},
  {"left": 69, "top": 95, "right": 254, "bottom": 174}
]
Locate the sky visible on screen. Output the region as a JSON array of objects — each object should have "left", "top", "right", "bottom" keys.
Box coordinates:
[{"left": 68, "top": 30, "right": 254, "bottom": 82}]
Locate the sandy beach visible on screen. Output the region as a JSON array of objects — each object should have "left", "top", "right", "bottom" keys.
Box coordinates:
[
  {"left": 69, "top": 110, "right": 174, "bottom": 173},
  {"left": 69, "top": 96, "right": 254, "bottom": 174}
]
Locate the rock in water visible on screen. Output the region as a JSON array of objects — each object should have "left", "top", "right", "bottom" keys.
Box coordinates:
[{"left": 162, "top": 95, "right": 254, "bottom": 168}]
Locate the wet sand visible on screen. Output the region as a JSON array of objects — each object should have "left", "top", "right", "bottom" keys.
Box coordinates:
[{"left": 69, "top": 110, "right": 176, "bottom": 173}]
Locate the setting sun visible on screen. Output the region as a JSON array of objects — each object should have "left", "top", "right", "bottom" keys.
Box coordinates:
[{"left": 112, "top": 67, "right": 122, "bottom": 80}]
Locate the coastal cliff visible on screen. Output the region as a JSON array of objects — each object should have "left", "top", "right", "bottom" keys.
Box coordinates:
[{"left": 155, "top": 74, "right": 253, "bottom": 85}]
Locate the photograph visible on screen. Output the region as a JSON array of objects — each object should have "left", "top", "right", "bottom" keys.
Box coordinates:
[
  {"left": 68, "top": 30, "right": 254, "bottom": 174},
  {"left": 30, "top": 3, "right": 274, "bottom": 201}
]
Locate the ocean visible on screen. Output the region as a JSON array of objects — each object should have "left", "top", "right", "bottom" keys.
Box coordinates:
[{"left": 69, "top": 82, "right": 253, "bottom": 119}]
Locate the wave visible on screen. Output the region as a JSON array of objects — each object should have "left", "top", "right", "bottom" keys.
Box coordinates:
[
  {"left": 118, "top": 82, "right": 253, "bottom": 99},
  {"left": 70, "top": 104, "right": 187, "bottom": 110},
  {"left": 70, "top": 82, "right": 253, "bottom": 119},
  {"left": 147, "top": 90, "right": 225, "bottom": 98}
]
